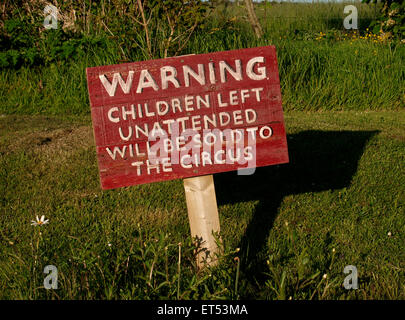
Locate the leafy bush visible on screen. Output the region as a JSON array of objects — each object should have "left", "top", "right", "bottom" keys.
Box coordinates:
[
  {"left": 362, "top": 0, "right": 405, "bottom": 39},
  {"left": 0, "top": 0, "right": 209, "bottom": 68},
  {"left": 0, "top": 12, "right": 111, "bottom": 68}
]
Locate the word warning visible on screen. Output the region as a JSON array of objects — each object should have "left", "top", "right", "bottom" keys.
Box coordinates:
[{"left": 86, "top": 46, "right": 289, "bottom": 189}]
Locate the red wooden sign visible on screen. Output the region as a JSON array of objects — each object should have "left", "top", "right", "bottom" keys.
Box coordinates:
[{"left": 86, "top": 46, "right": 289, "bottom": 189}]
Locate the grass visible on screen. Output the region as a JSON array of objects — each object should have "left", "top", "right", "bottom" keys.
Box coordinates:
[
  {"left": 1, "top": 38, "right": 403, "bottom": 115},
  {"left": 0, "top": 1, "right": 404, "bottom": 300},
  {"left": 0, "top": 2, "right": 404, "bottom": 115},
  {"left": 0, "top": 111, "right": 404, "bottom": 299}
]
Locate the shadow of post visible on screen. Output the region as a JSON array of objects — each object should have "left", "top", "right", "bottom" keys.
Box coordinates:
[{"left": 214, "top": 130, "right": 379, "bottom": 283}]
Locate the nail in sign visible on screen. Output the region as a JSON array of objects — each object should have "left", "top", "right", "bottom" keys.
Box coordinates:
[{"left": 86, "top": 46, "right": 289, "bottom": 189}]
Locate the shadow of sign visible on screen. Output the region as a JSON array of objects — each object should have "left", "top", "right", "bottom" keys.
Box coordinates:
[{"left": 214, "top": 130, "right": 379, "bottom": 282}]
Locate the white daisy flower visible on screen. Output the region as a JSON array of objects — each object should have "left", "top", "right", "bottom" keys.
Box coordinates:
[{"left": 31, "top": 215, "right": 49, "bottom": 227}]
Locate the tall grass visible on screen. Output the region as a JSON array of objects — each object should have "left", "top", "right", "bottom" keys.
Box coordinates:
[
  {"left": 219, "top": 1, "right": 380, "bottom": 37},
  {"left": 0, "top": 1, "right": 403, "bottom": 115},
  {"left": 0, "top": 36, "right": 402, "bottom": 115}
]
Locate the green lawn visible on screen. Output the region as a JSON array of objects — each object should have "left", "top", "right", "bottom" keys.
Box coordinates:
[
  {"left": 0, "top": 0, "right": 404, "bottom": 300},
  {"left": 1, "top": 3, "right": 404, "bottom": 115},
  {"left": 1, "top": 111, "right": 403, "bottom": 299}
]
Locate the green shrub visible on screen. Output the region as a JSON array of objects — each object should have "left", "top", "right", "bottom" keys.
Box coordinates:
[
  {"left": 0, "top": 0, "right": 209, "bottom": 68},
  {"left": 362, "top": 0, "right": 405, "bottom": 39}
]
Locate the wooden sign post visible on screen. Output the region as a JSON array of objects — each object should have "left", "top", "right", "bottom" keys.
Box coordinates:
[
  {"left": 184, "top": 175, "right": 220, "bottom": 268},
  {"left": 86, "top": 46, "right": 289, "bottom": 268}
]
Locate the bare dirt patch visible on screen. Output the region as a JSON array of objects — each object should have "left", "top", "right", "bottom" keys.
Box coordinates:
[{"left": 2, "top": 123, "right": 94, "bottom": 160}]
